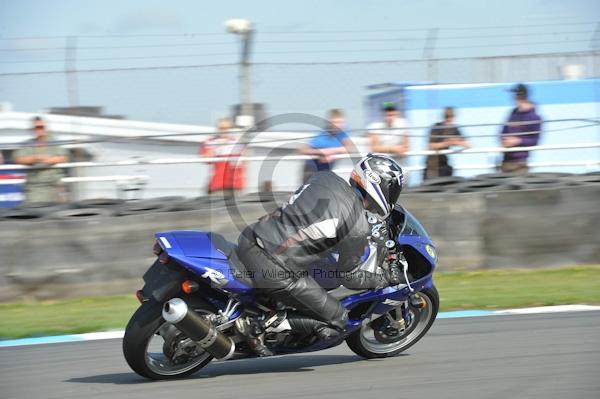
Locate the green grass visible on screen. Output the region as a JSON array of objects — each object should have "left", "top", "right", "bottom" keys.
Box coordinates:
[
  {"left": 0, "top": 295, "right": 139, "bottom": 339},
  {"left": 1, "top": 265, "right": 599, "bottom": 339},
  {"left": 435, "top": 265, "right": 600, "bottom": 310}
]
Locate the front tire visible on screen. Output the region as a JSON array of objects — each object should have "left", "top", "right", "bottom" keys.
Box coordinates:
[
  {"left": 346, "top": 285, "right": 439, "bottom": 359},
  {"left": 122, "top": 299, "right": 215, "bottom": 380}
]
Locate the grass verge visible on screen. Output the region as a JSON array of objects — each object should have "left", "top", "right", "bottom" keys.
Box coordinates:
[{"left": 1, "top": 265, "right": 599, "bottom": 339}]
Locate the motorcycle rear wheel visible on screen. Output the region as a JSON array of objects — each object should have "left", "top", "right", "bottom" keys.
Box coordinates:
[
  {"left": 346, "top": 285, "right": 439, "bottom": 358},
  {"left": 122, "top": 299, "right": 215, "bottom": 380}
]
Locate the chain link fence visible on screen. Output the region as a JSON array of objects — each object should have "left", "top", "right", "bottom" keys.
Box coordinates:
[{"left": 1, "top": 51, "right": 598, "bottom": 127}]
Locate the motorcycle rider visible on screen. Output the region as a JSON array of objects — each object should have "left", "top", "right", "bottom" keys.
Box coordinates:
[{"left": 236, "top": 154, "right": 404, "bottom": 356}]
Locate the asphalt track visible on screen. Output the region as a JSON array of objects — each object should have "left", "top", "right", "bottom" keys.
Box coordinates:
[{"left": 1, "top": 311, "right": 599, "bottom": 399}]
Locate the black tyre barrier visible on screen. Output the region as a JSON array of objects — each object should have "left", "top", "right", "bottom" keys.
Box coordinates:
[
  {"left": 116, "top": 200, "right": 171, "bottom": 216},
  {"left": 561, "top": 180, "right": 586, "bottom": 187},
  {"left": 241, "top": 191, "right": 293, "bottom": 203},
  {"left": 421, "top": 176, "right": 466, "bottom": 187},
  {"left": 51, "top": 207, "right": 115, "bottom": 220},
  {"left": 512, "top": 178, "right": 571, "bottom": 191},
  {"left": 0, "top": 208, "right": 47, "bottom": 221},
  {"left": 18, "top": 201, "right": 69, "bottom": 210},
  {"left": 154, "top": 196, "right": 196, "bottom": 212},
  {"left": 11, "top": 202, "right": 71, "bottom": 215},
  {"left": 72, "top": 198, "right": 125, "bottom": 209},
  {"left": 406, "top": 185, "right": 453, "bottom": 194},
  {"left": 522, "top": 172, "right": 574, "bottom": 179},
  {"left": 453, "top": 181, "right": 521, "bottom": 193},
  {"left": 164, "top": 198, "right": 202, "bottom": 212},
  {"left": 474, "top": 172, "right": 521, "bottom": 181},
  {"left": 571, "top": 175, "right": 600, "bottom": 184},
  {"left": 116, "top": 196, "right": 190, "bottom": 215},
  {"left": 182, "top": 196, "right": 229, "bottom": 210}
]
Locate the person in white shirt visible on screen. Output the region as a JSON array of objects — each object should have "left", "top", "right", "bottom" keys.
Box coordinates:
[{"left": 366, "top": 102, "right": 410, "bottom": 160}]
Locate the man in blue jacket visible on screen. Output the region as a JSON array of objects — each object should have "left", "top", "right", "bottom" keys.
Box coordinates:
[
  {"left": 297, "top": 109, "right": 354, "bottom": 182},
  {"left": 500, "top": 83, "right": 542, "bottom": 173}
]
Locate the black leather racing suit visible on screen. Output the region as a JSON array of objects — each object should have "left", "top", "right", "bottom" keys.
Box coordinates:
[{"left": 237, "top": 171, "right": 390, "bottom": 328}]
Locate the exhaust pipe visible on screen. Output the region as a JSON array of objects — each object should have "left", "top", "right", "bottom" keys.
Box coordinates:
[{"left": 162, "top": 298, "right": 235, "bottom": 360}]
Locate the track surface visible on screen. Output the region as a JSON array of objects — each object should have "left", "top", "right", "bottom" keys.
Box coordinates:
[{"left": 2, "top": 311, "right": 599, "bottom": 399}]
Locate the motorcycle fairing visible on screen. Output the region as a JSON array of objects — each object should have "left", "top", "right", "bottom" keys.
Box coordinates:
[
  {"left": 155, "top": 212, "right": 437, "bottom": 326},
  {"left": 155, "top": 231, "right": 253, "bottom": 294}
]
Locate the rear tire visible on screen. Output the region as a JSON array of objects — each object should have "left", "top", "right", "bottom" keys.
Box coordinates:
[
  {"left": 122, "top": 299, "right": 215, "bottom": 380},
  {"left": 346, "top": 286, "right": 439, "bottom": 359}
]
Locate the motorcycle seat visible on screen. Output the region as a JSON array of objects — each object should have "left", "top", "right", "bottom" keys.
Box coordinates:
[{"left": 208, "top": 232, "right": 254, "bottom": 288}]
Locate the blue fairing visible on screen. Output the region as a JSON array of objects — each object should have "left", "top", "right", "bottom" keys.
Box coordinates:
[
  {"left": 337, "top": 226, "right": 437, "bottom": 330},
  {"left": 155, "top": 231, "right": 252, "bottom": 294}
]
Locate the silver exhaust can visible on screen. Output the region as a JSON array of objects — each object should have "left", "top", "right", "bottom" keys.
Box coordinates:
[{"left": 162, "top": 298, "right": 235, "bottom": 360}]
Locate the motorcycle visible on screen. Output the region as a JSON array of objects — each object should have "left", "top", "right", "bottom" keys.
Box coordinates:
[{"left": 123, "top": 204, "right": 439, "bottom": 380}]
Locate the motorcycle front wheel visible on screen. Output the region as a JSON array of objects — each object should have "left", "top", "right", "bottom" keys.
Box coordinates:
[
  {"left": 122, "top": 299, "right": 215, "bottom": 380},
  {"left": 346, "top": 285, "right": 439, "bottom": 358}
]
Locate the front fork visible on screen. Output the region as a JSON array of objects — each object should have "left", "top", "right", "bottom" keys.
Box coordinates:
[
  {"left": 400, "top": 301, "right": 412, "bottom": 327},
  {"left": 377, "top": 296, "right": 423, "bottom": 334},
  {"left": 401, "top": 293, "right": 428, "bottom": 327}
]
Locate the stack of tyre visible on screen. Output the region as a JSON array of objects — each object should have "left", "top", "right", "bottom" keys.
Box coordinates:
[
  {"left": 405, "top": 171, "right": 600, "bottom": 195},
  {"left": 0, "top": 191, "right": 295, "bottom": 222}
]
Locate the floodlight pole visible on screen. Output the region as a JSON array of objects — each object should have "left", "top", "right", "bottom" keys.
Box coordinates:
[
  {"left": 225, "top": 19, "right": 255, "bottom": 127},
  {"left": 239, "top": 28, "right": 254, "bottom": 123}
]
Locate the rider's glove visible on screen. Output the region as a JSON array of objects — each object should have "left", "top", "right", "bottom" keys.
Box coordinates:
[{"left": 384, "top": 265, "right": 403, "bottom": 286}]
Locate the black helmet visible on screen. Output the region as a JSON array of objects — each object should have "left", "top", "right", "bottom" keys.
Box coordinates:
[{"left": 349, "top": 154, "right": 404, "bottom": 218}]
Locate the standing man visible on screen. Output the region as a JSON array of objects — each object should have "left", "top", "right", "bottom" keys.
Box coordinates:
[
  {"left": 200, "top": 117, "right": 246, "bottom": 198},
  {"left": 500, "top": 83, "right": 542, "bottom": 174},
  {"left": 14, "top": 116, "right": 68, "bottom": 203},
  {"left": 424, "top": 107, "right": 470, "bottom": 180},
  {"left": 367, "top": 102, "right": 410, "bottom": 161},
  {"left": 298, "top": 109, "right": 354, "bottom": 182}
]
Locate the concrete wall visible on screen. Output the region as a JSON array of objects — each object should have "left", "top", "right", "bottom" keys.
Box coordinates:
[
  {"left": 402, "top": 184, "right": 600, "bottom": 271},
  {"left": 0, "top": 185, "right": 598, "bottom": 301}
]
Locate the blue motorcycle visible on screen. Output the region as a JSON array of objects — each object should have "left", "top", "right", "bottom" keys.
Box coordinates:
[{"left": 123, "top": 205, "right": 439, "bottom": 380}]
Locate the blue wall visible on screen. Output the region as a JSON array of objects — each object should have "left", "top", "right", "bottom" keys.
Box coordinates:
[
  {"left": 367, "top": 79, "right": 600, "bottom": 184},
  {"left": 406, "top": 79, "right": 600, "bottom": 110}
]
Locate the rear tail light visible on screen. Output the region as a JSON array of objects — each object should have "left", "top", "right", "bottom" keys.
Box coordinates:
[
  {"left": 152, "top": 240, "right": 162, "bottom": 255},
  {"left": 158, "top": 251, "right": 170, "bottom": 264},
  {"left": 135, "top": 290, "right": 145, "bottom": 304},
  {"left": 153, "top": 239, "right": 170, "bottom": 264}
]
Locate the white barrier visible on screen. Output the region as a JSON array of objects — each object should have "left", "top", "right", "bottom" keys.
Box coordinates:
[{"left": 1, "top": 142, "right": 599, "bottom": 171}]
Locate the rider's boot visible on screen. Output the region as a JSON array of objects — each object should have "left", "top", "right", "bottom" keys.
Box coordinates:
[
  {"left": 235, "top": 315, "right": 274, "bottom": 357},
  {"left": 286, "top": 310, "right": 348, "bottom": 340},
  {"left": 270, "top": 276, "right": 349, "bottom": 334}
]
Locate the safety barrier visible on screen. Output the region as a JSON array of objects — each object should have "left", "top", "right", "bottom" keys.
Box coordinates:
[
  {"left": 0, "top": 181, "right": 598, "bottom": 301},
  {"left": 1, "top": 142, "right": 600, "bottom": 171}
]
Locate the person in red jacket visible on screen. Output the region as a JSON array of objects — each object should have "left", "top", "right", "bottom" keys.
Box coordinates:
[{"left": 200, "top": 118, "right": 246, "bottom": 197}]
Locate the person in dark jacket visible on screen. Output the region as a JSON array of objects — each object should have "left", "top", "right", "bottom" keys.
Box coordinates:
[
  {"left": 424, "top": 107, "right": 470, "bottom": 180},
  {"left": 236, "top": 154, "right": 404, "bottom": 355},
  {"left": 500, "top": 83, "right": 542, "bottom": 173}
]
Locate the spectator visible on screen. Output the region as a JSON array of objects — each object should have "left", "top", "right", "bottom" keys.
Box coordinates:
[
  {"left": 500, "top": 83, "right": 542, "bottom": 174},
  {"left": 424, "top": 107, "right": 470, "bottom": 180},
  {"left": 14, "top": 116, "right": 67, "bottom": 203},
  {"left": 200, "top": 118, "right": 246, "bottom": 198},
  {"left": 366, "top": 102, "right": 410, "bottom": 161},
  {"left": 298, "top": 109, "right": 353, "bottom": 182}
]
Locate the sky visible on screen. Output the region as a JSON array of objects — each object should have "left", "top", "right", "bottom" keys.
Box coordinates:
[{"left": 0, "top": 0, "right": 598, "bottom": 126}]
